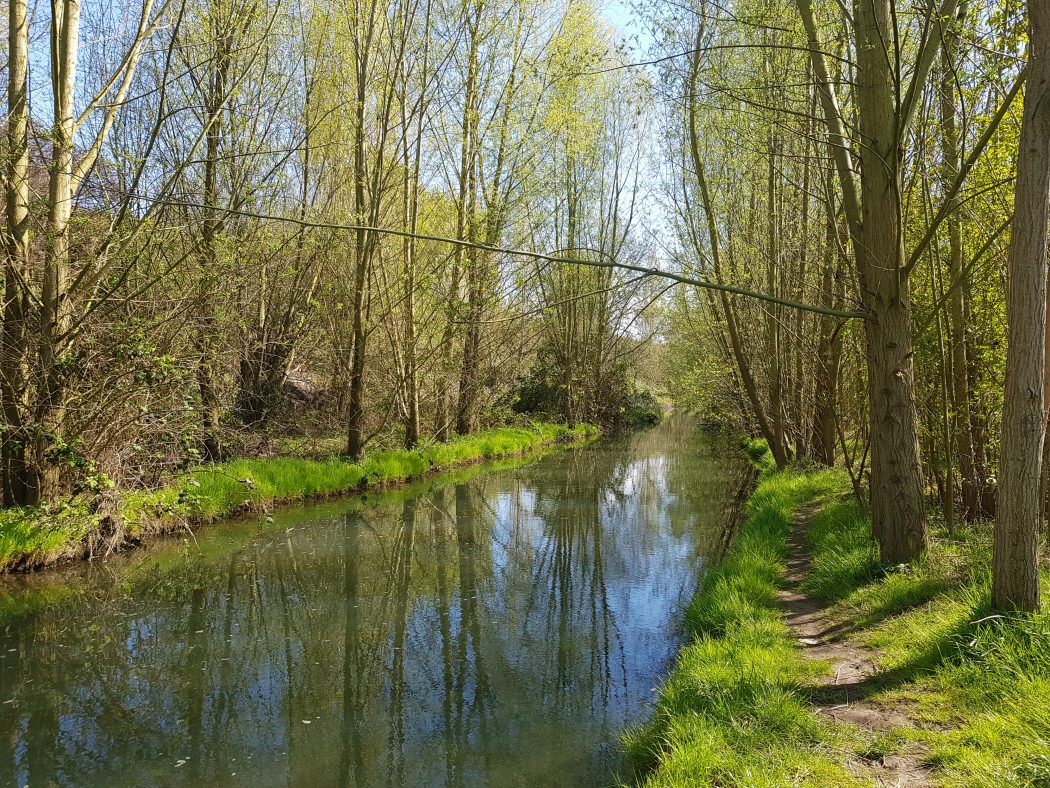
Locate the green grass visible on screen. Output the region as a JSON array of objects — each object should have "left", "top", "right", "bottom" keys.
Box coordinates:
[
  {"left": 630, "top": 439, "right": 1050, "bottom": 787},
  {"left": 625, "top": 442, "right": 860, "bottom": 786},
  {"left": 0, "top": 503, "right": 100, "bottom": 571},
  {"left": 0, "top": 422, "right": 597, "bottom": 572},
  {"left": 820, "top": 520, "right": 1050, "bottom": 787}
]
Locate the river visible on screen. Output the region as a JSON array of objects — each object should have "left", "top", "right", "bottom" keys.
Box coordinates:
[{"left": 0, "top": 416, "right": 743, "bottom": 787}]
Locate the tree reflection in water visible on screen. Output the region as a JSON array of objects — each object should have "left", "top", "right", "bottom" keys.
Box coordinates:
[{"left": 0, "top": 416, "right": 741, "bottom": 787}]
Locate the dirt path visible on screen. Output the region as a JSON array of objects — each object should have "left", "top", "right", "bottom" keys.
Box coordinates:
[{"left": 777, "top": 512, "right": 933, "bottom": 787}]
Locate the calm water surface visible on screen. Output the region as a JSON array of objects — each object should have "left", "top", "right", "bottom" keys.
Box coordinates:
[{"left": 0, "top": 417, "right": 742, "bottom": 787}]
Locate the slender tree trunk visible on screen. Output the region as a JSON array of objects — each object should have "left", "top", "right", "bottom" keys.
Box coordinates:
[
  {"left": 2, "top": 0, "right": 31, "bottom": 505},
  {"left": 454, "top": 10, "right": 481, "bottom": 436},
  {"left": 346, "top": 31, "right": 373, "bottom": 460},
  {"left": 994, "top": 0, "right": 1050, "bottom": 612},
  {"left": 812, "top": 179, "right": 843, "bottom": 466},
  {"left": 196, "top": 3, "right": 233, "bottom": 462},
  {"left": 852, "top": 0, "right": 927, "bottom": 563},
  {"left": 32, "top": 0, "right": 83, "bottom": 500},
  {"left": 398, "top": 3, "right": 429, "bottom": 450},
  {"left": 402, "top": 133, "right": 421, "bottom": 448},
  {"left": 766, "top": 135, "right": 789, "bottom": 465},
  {"left": 197, "top": 116, "right": 224, "bottom": 461},
  {"left": 940, "top": 22, "right": 982, "bottom": 519}
]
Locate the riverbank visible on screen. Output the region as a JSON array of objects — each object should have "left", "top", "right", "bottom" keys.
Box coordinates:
[
  {"left": 0, "top": 422, "right": 597, "bottom": 574},
  {"left": 627, "top": 439, "right": 1050, "bottom": 786}
]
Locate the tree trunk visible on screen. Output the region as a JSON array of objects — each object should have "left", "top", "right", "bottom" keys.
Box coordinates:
[
  {"left": 345, "top": 29, "right": 374, "bottom": 460},
  {"left": 402, "top": 140, "right": 421, "bottom": 448},
  {"left": 994, "top": 0, "right": 1050, "bottom": 612},
  {"left": 940, "top": 21, "right": 983, "bottom": 519},
  {"left": 811, "top": 180, "right": 843, "bottom": 466},
  {"left": 766, "top": 136, "right": 789, "bottom": 466},
  {"left": 31, "top": 0, "right": 83, "bottom": 501},
  {"left": 797, "top": 0, "right": 930, "bottom": 561},
  {"left": 196, "top": 0, "right": 238, "bottom": 463},
  {"left": 2, "top": 0, "right": 31, "bottom": 505},
  {"left": 453, "top": 12, "right": 480, "bottom": 436},
  {"left": 853, "top": 0, "right": 927, "bottom": 563}
]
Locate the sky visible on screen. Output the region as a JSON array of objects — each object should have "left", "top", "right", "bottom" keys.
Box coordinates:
[{"left": 601, "top": 0, "right": 655, "bottom": 59}]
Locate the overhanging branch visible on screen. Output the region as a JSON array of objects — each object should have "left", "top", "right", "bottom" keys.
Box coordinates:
[{"left": 163, "top": 199, "right": 872, "bottom": 320}]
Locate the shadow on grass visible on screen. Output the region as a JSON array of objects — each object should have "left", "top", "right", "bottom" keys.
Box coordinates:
[{"left": 802, "top": 593, "right": 997, "bottom": 706}]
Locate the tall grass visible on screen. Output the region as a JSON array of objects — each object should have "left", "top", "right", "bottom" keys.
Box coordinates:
[{"left": 0, "top": 422, "right": 597, "bottom": 571}]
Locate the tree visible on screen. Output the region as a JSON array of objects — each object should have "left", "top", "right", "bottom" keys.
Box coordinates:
[{"left": 994, "top": 0, "right": 1050, "bottom": 613}]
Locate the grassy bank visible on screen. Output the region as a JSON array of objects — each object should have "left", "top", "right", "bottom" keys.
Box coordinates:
[
  {"left": 0, "top": 422, "right": 597, "bottom": 573},
  {"left": 627, "top": 439, "right": 1050, "bottom": 786}
]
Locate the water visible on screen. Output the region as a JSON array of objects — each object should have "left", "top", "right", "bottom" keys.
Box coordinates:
[{"left": 0, "top": 417, "right": 742, "bottom": 787}]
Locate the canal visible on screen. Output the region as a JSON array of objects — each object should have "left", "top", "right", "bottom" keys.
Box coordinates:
[{"left": 0, "top": 416, "right": 743, "bottom": 787}]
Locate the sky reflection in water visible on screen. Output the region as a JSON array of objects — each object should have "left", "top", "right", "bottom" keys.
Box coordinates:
[{"left": 0, "top": 417, "right": 742, "bottom": 787}]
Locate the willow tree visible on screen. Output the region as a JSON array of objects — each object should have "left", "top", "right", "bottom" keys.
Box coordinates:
[{"left": 519, "top": 0, "right": 654, "bottom": 425}]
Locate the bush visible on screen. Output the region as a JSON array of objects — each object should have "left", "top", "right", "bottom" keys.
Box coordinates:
[
  {"left": 512, "top": 362, "right": 662, "bottom": 432},
  {"left": 621, "top": 390, "right": 663, "bottom": 430}
]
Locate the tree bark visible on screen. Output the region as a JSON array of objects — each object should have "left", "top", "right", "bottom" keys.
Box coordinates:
[
  {"left": 812, "top": 176, "right": 844, "bottom": 466},
  {"left": 31, "top": 0, "right": 84, "bottom": 501},
  {"left": 852, "top": 0, "right": 927, "bottom": 563},
  {"left": 994, "top": 0, "right": 1050, "bottom": 612},
  {"left": 939, "top": 13, "right": 984, "bottom": 519},
  {"left": 453, "top": 6, "right": 481, "bottom": 436},
  {"left": 766, "top": 134, "right": 789, "bottom": 466},
  {"left": 345, "top": 11, "right": 377, "bottom": 460},
  {"left": 2, "top": 0, "right": 31, "bottom": 505},
  {"left": 798, "top": 0, "right": 928, "bottom": 561}
]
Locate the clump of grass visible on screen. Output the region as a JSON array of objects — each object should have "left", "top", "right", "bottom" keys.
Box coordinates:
[
  {"left": 798, "top": 497, "right": 879, "bottom": 600},
  {"left": 625, "top": 445, "right": 860, "bottom": 786},
  {"left": 1, "top": 422, "right": 597, "bottom": 572},
  {"left": 741, "top": 436, "right": 777, "bottom": 474},
  {"left": 0, "top": 504, "right": 99, "bottom": 570}
]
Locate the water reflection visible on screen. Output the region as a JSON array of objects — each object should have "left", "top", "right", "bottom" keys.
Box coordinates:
[{"left": 0, "top": 417, "right": 740, "bottom": 787}]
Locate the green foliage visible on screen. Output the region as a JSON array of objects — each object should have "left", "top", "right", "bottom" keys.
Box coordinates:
[
  {"left": 621, "top": 391, "right": 663, "bottom": 430},
  {"left": 741, "top": 436, "right": 777, "bottom": 474},
  {"left": 513, "top": 361, "right": 659, "bottom": 432}
]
